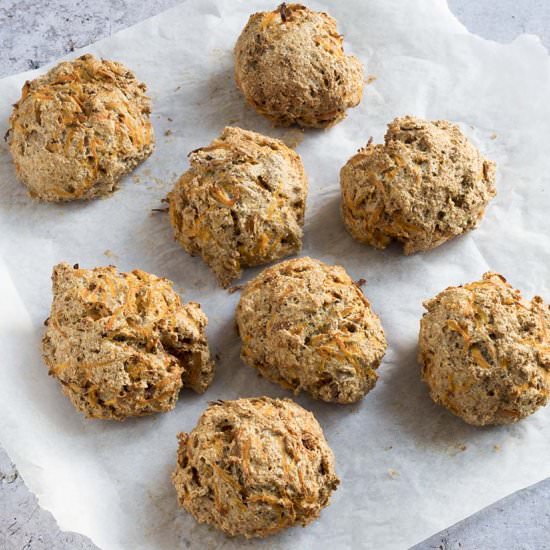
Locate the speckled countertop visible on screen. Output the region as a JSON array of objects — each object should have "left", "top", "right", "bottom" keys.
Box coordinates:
[{"left": 1, "top": 1, "right": 550, "bottom": 549}]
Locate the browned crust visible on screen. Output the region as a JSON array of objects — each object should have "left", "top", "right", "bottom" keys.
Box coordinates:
[
  {"left": 234, "top": 4, "right": 364, "bottom": 128},
  {"left": 168, "top": 126, "right": 308, "bottom": 287},
  {"left": 7, "top": 54, "right": 154, "bottom": 201},
  {"left": 172, "top": 397, "right": 339, "bottom": 538},
  {"left": 42, "top": 262, "right": 214, "bottom": 420},
  {"left": 419, "top": 272, "right": 550, "bottom": 426}
]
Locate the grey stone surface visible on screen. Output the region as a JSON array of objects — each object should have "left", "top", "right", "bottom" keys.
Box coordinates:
[
  {"left": 449, "top": 0, "right": 550, "bottom": 49},
  {"left": 412, "top": 478, "right": 550, "bottom": 550},
  {"left": 1, "top": 1, "right": 550, "bottom": 549},
  {"left": 0, "top": 447, "right": 98, "bottom": 549},
  {"left": 0, "top": 0, "right": 181, "bottom": 78}
]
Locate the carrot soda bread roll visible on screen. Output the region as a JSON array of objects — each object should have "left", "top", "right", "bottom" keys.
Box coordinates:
[
  {"left": 172, "top": 397, "right": 339, "bottom": 538},
  {"left": 7, "top": 54, "right": 154, "bottom": 201},
  {"left": 234, "top": 3, "right": 364, "bottom": 128},
  {"left": 419, "top": 272, "right": 550, "bottom": 426},
  {"left": 168, "top": 126, "right": 308, "bottom": 287},
  {"left": 236, "top": 257, "right": 387, "bottom": 403},
  {"left": 341, "top": 116, "right": 496, "bottom": 253},
  {"left": 42, "top": 263, "right": 214, "bottom": 420}
]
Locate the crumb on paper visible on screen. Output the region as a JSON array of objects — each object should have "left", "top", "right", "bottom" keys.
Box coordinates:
[
  {"left": 228, "top": 284, "right": 244, "bottom": 294},
  {"left": 152, "top": 176, "right": 169, "bottom": 188},
  {"left": 355, "top": 278, "right": 366, "bottom": 288},
  {"left": 167, "top": 117, "right": 173, "bottom": 122},
  {"left": 281, "top": 128, "right": 305, "bottom": 148},
  {"left": 145, "top": 176, "right": 170, "bottom": 190},
  {"left": 387, "top": 468, "right": 399, "bottom": 479},
  {"left": 384, "top": 445, "right": 393, "bottom": 451},
  {"left": 366, "top": 74, "right": 377, "bottom": 85},
  {"left": 490, "top": 132, "right": 497, "bottom": 140},
  {"left": 103, "top": 249, "right": 118, "bottom": 260},
  {"left": 164, "top": 129, "right": 172, "bottom": 136},
  {"left": 447, "top": 442, "right": 467, "bottom": 456},
  {"left": 493, "top": 444, "right": 501, "bottom": 452},
  {"left": 209, "top": 48, "right": 230, "bottom": 58}
]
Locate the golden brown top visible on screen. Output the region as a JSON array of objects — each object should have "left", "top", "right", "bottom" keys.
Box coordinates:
[
  {"left": 341, "top": 116, "right": 496, "bottom": 254},
  {"left": 234, "top": 4, "right": 364, "bottom": 127},
  {"left": 419, "top": 272, "right": 550, "bottom": 425},
  {"left": 42, "top": 262, "right": 214, "bottom": 420},
  {"left": 8, "top": 54, "right": 154, "bottom": 201},
  {"left": 169, "top": 126, "right": 308, "bottom": 287},
  {"left": 172, "top": 397, "right": 339, "bottom": 538},
  {"left": 236, "top": 256, "right": 387, "bottom": 403}
]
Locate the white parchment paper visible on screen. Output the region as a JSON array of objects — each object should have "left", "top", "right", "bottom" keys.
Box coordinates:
[{"left": 1, "top": 1, "right": 550, "bottom": 548}]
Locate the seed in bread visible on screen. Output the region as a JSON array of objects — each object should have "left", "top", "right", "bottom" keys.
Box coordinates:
[
  {"left": 172, "top": 397, "right": 339, "bottom": 538},
  {"left": 236, "top": 257, "right": 387, "bottom": 403},
  {"left": 340, "top": 116, "right": 496, "bottom": 254},
  {"left": 7, "top": 54, "right": 154, "bottom": 201},
  {"left": 42, "top": 263, "right": 214, "bottom": 420},
  {"left": 168, "top": 126, "right": 308, "bottom": 287},
  {"left": 234, "top": 3, "right": 364, "bottom": 128},
  {"left": 419, "top": 272, "right": 550, "bottom": 426}
]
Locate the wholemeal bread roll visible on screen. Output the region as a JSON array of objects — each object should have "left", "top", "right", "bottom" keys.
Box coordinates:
[
  {"left": 234, "top": 3, "right": 364, "bottom": 127},
  {"left": 42, "top": 263, "right": 214, "bottom": 420},
  {"left": 341, "top": 116, "right": 496, "bottom": 253},
  {"left": 7, "top": 54, "right": 154, "bottom": 201},
  {"left": 236, "top": 257, "right": 387, "bottom": 403},
  {"left": 169, "top": 126, "right": 308, "bottom": 287},
  {"left": 419, "top": 272, "right": 550, "bottom": 426},
  {"left": 172, "top": 397, "right": 339, "bottom": 538}
]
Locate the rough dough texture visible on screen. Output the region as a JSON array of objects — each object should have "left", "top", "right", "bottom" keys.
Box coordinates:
[
  {"left": 419, "top": 272, "right": 550, "bottom": 426},
  {"left": 42, "top": 263, "right": 214, "bottom": 420},
  {"left": 172, "top": 397, "right": 339, "bottom": 538},
  {"left": 169, "top": 126, "right": 308, "bottom": 287},
  {"left": 7, "top": 54, "right": 154, "bottom": 201},
  {"left": 234, "top": 3, "right": 364, "bottom": 128},
  {"left": 340, "top": 116, "right": 496, "bottom": 254},
  {"left": 236, "top": 257, "right": 387, "bottom": 403}
]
